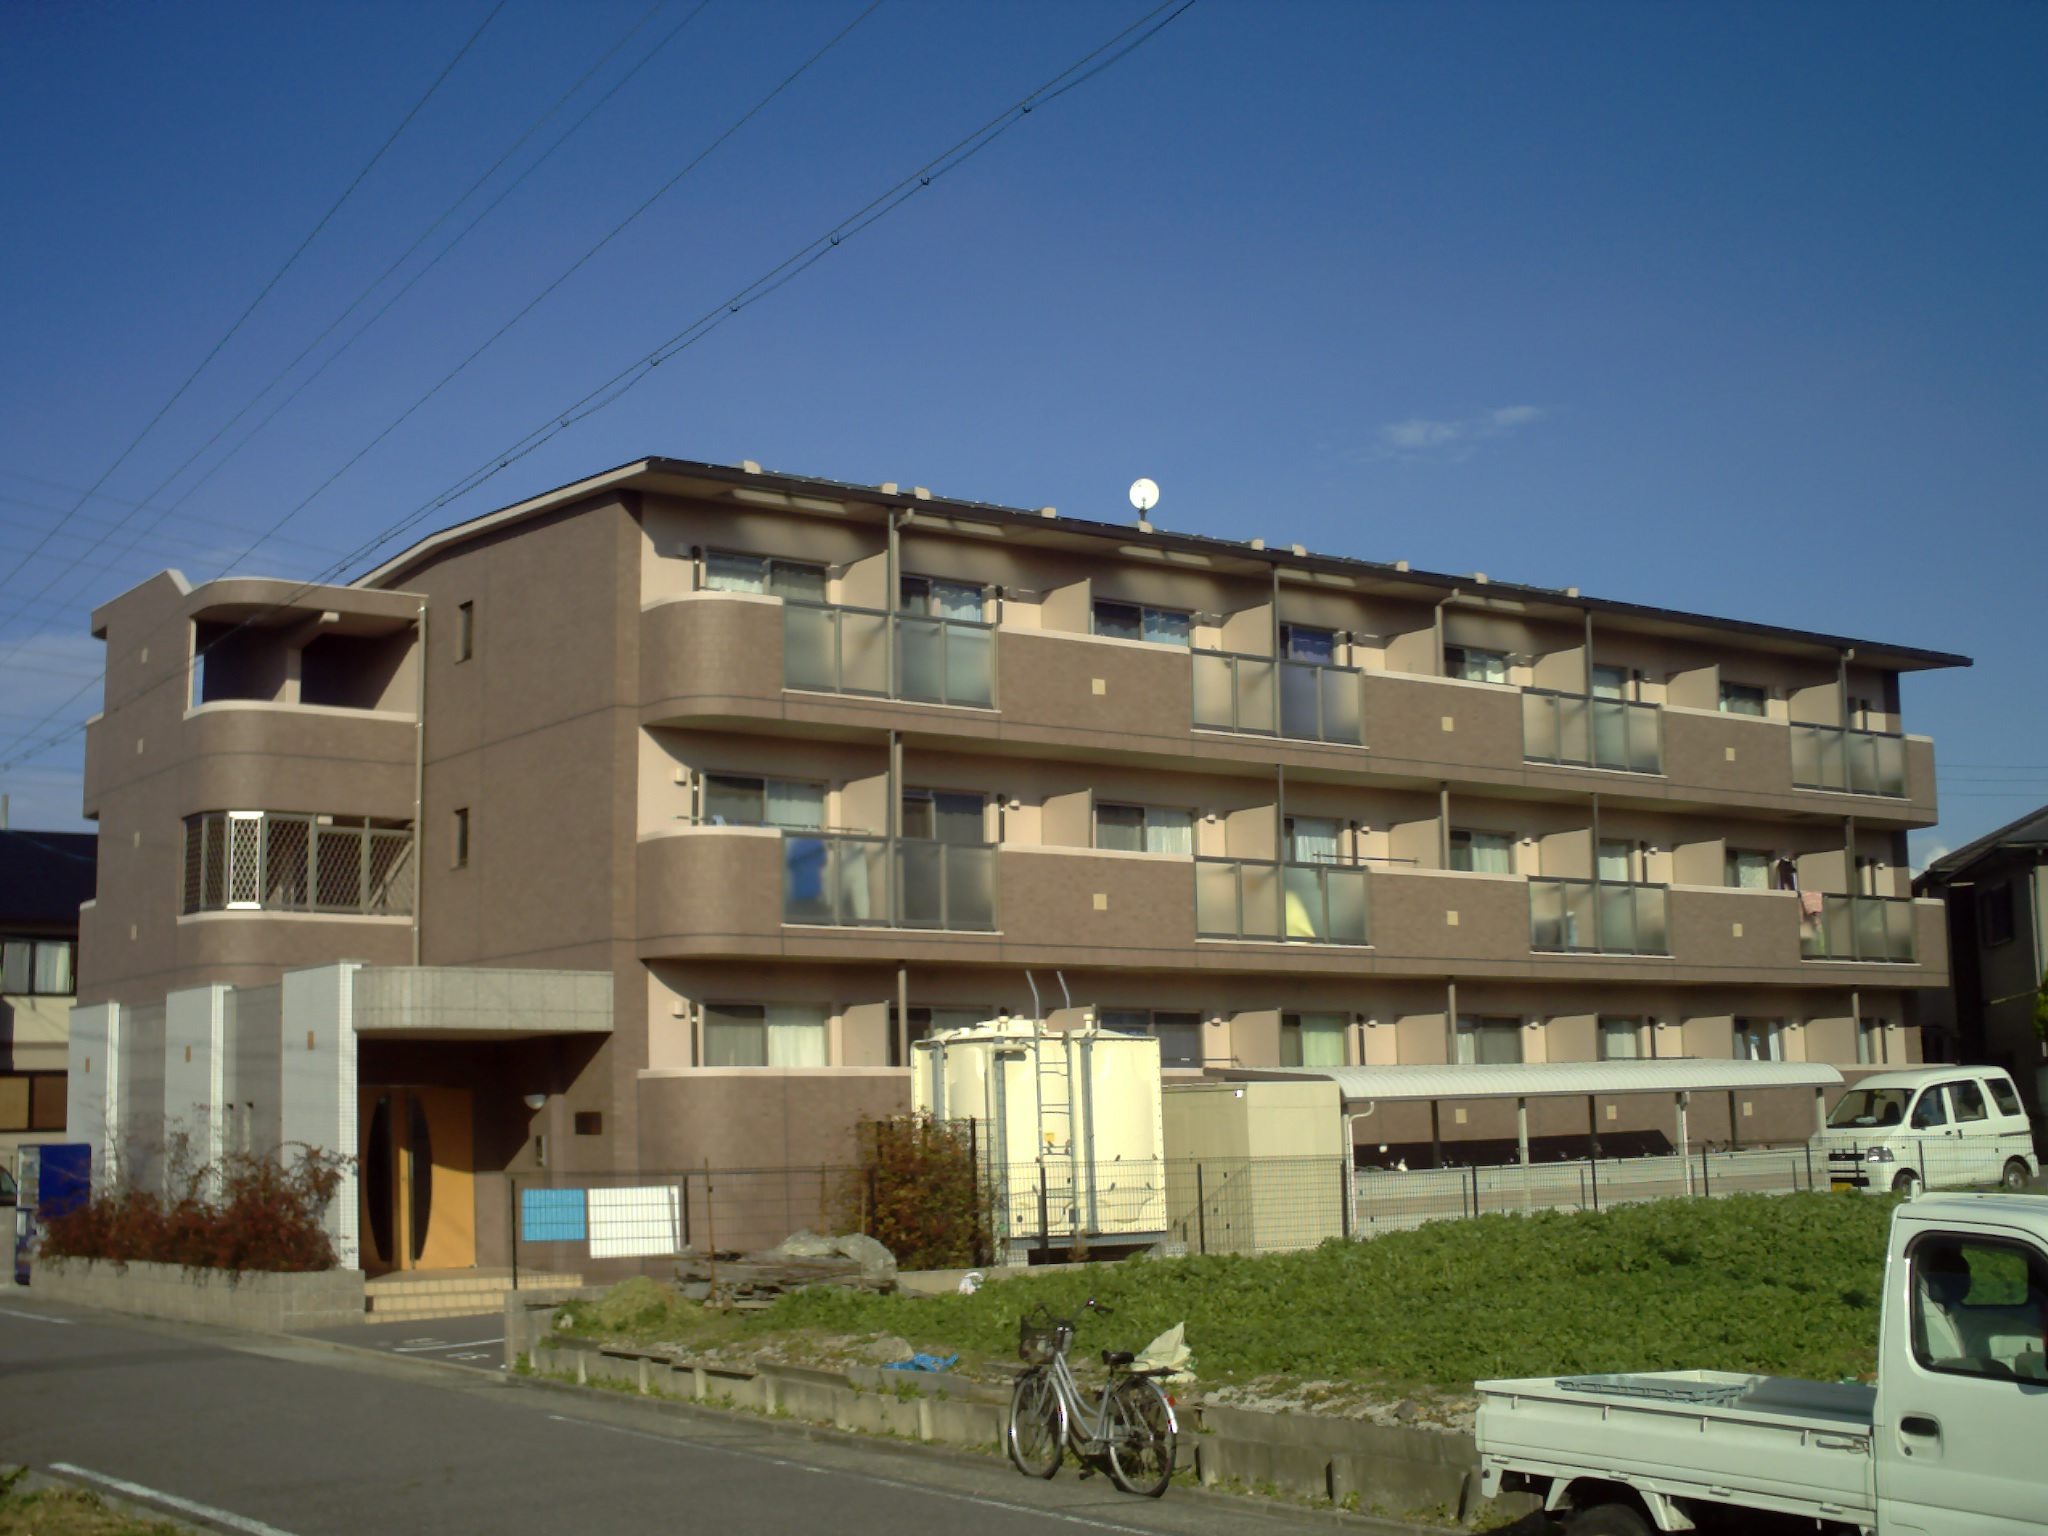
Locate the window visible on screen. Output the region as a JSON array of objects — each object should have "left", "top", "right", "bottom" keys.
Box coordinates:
[
  {"left": 1445, "top": 645, "right": 1509, "bottom": 684},
  {"left": 703, "top": 1003, "right": 828, "bottom": 1067},
  {"left": 452, "top": 807, "right": 470, "bottom": 869},
  {"left": 1989, "top": 1076, "right": 2025, "bottom": 1119},
  {"left": 704, "top": 550, "right": 827, "bottom": 602},
  {"left": 1279, "top": 624, "right": 1336, "bottom": 666},
  {"left": 1100, "top": 1008, "right": 1202, "bottom": 1068},
  {"left": 1281, "top": 1012, "right": 1348, "bottom": 1068},
  {"left": 455, "top": 600, "right": 474, "bottom": 662},
  {"left": 1449, "top": 829, "right": 1515, "bottom": 874},
  {"left": 1096, "top": 804, "right": 1193, "bottom": 855},
  {"left": 1910, "top": 1235, "right": 2048, "bottom": 1383},
  {"left": 900, "top": 576, "right": 984, "bottom": 621},
  {"left": 1734, "top": 1019, "right": 1783, "bottom": 1061},
  {"left": 1591, "top": 665, "right": 1630, "bottom": 700},
  {"left": 1599, "top": 1017, "right": 1645, "bottom": 1060},
  {"left": 901, "top": 789, "right": 985, "bottom": 844},
  {"left": 1719, "top": 681, "right": 1768, "bottom": 716},
  {"left": 703, "top": 774, "right": 826, "bottom": 831},
  {"left": 573, "top": 1112, "right": 603, "bottom": 1136},
  {"left": 1911, "top": 1088, "right": 1950, "bottom": 1130},
  {"left": 1831, "top": 1087, "right": 1909, "bottom": 1129},
  {"left": 1598, "top": 839, "right": 1636, "bottom": 883},
  {"left": 1456, "top": 1015, "right": 1523, "bottom": 1064},
  {"left": 1981, "top": 881, "right": 2017, "bottom": 947},
  {"left": 1092, "top": 599, "right": 1190, "bottom": 647},
  {"left": 1856, "top": 1017, "right": 1888, "bottom": 1066},
  {"left": 1947, "top": 1079, "right": 1990, "bottom": 1125},
  {"left": 1, "top": 939, "right": 75, "bottom": 997},
  {"left": 1285, "top": 816, "right": 1342, "bottom": 865},
  {"left": 890, "top": 1005, "right": 987, "bottom": 1065},
  {"left": 0, "top": 1073, "right": 67, "bottom": 1133},
  {"left": 1725, "top": 849, "right": 1773, "bottom": 890}
]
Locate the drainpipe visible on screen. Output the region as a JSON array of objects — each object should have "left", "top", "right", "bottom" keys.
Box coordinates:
[
  {"left": 886, "top": 510, "right": 904, "bottom": 698},
  {"left": 1438, "top": 784, "right": 1451, "bottom": 870},
  {"left": 1838, "top": 646, "right": 1853, "bottom": 728},
  {"left": 1432, "top": 588, "right": 1462, "bottom": 676},
  {"left": 1583, "top": 610, "right": 1594, "bottom": 697},
  {"left": 1270, "top": 561, "right": 1281, "bottom": 659},
  {"left": 888, "top": 730, "right": 902, "bottom": 926},
  {"left": 1276, "top": 764, "right": 1286, "bottom": 865},
  {"left": 411, "top": 600, "right": 427, "bottom": 966},
  {"left": 896, "top": 961, "right": 909, "bottom": 1071}
]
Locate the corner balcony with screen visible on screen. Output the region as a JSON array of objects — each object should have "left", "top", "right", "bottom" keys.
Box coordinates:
[
  {"left": 181, "top": 811, "right": 414, "bottom": 916},
  {"left": 782, "top": 601, "right": 994, "bottom": 710},
  {"left": 1191, "top": 651, "right": 1363, "bottom": 745},
  {"left": 1521, "top": 689, "right": 1661, "bottom": 775},
  {"left": 1194, "top": 857, "right": 1369, "bottom": 945},
  {"left": 1801, "top": 894, "right": 1917, "bottom": 963},
  {"left": 1791, "top": 723, "right": 1907, "bottom": 798},
  {"left": 781, "top": 832, "right": 997, "bottom": 931},
  {"left": 1529, "top": 878, "right": 1669, "bottom": 956}
]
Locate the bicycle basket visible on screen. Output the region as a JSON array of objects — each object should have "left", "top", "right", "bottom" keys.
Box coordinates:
[{"left": 1017, "top": 1304, "right": 1071, "bottom": 1365}]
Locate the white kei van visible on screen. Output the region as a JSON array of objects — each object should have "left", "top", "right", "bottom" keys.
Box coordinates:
[{"left": 1821, "top": 1065, "right": 2038, "bottom": 1196}]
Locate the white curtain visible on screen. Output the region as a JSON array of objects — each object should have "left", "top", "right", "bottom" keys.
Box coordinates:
[
  {"left": 930, "top": 579, "right": 983, "bottom": 622},
  {"left": 1289, "top": 816, "right": 1341, "bottom": 865},
  {"left": 704, "top": 551, "right": 765, "bottom": 593},
  {"left": 1298, "top": 1013, "right": 1347, "bottom": 1067},
  {"left": 765, "top": 1005, "right": 829, "bottom": 1067},
  {"left": 766, "top": 779, "right": 825, "bottom": 830},
  {"left": 1146, "top": 809, "right": 1193, "bottom": 856}
]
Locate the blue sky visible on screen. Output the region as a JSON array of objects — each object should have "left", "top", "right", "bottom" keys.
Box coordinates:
[{"left": 2, "top": 1, "right": 2042, "bottom": 858}]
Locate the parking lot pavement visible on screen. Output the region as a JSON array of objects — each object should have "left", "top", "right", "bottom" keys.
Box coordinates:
[{"left": 308, "top": 1311, "right": 508, "bottom": 1367}]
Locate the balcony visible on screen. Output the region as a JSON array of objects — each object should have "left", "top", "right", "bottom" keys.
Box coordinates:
[
  {"left": 1791, "top": 723, "right": 1907, "bottom": 798},
  {"left": 181, "top": 811, "right": 413, "bottom": 917},
  {"left": 1191, "top": 650, "right": 1363, "bottom": 745},
  {"left": 1195, "top": 857, "right": 1370, "bottom": 945},
  {"left": 1529, "top": 878, "right": 1670, "bottom": 956},
  {"left": 782, "top": 601, "right": 994, "bottom": 709},
  {"left": 782, "top": 832, "right": 997, "bottom": 930},
  {"left": 1521, "top": 690, "right": 1661, "bottom": 775},
  {"left": 1801, "top": 893, "right": 1917, "bottom": 963}
]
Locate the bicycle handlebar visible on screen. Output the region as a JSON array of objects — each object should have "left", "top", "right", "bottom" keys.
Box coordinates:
[{"left": 1085, "top": 1298, "right": 1114, "bottom": 1316}]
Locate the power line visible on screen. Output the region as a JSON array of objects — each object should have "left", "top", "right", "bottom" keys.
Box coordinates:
[
  {"left": 0, "top": 0, "right": 694, "bottom": 650},
  {"left": 0, "top": 0, "right": 1200, "bottom": 774},
  {"left": 0, "top": 0, "right": 507, "bottom": 600}
]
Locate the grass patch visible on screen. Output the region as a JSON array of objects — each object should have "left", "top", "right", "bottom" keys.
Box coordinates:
[
  {"left": 559, "top": 1193, "right": 1898, "bottom": 1395},
  {"left": 0, "top": 1480, "right": 186, "bottom": 1536}
]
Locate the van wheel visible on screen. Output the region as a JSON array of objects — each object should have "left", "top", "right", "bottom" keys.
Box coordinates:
[
  {"left": 2003, "top": 1160, "right": 2032, "bottom": 1192},
  {"left": 1892, "top": 1169, "right": 1921, "bottom": 1197},
  {"left": 1566, "top": 1504, "right": 1653, "bottom": 1536}
]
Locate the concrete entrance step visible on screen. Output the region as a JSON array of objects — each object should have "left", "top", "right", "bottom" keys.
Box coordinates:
[{"left": 364, "top": 1268, "right": 585, "bottom": 1321}]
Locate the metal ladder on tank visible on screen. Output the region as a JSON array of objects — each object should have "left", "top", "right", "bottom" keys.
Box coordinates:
[{"left": 1026, "top": 973, "right": 1080, "bottom": 1252}]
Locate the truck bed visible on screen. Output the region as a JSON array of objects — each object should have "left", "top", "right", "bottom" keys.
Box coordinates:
[{"left": 1475, "top": 1370, "right": 1877, "bottom": 1526}]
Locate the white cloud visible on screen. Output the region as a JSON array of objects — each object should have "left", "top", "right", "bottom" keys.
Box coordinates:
[{"left": 1371, "top": 404, "right": 1546, "bottom": 460}]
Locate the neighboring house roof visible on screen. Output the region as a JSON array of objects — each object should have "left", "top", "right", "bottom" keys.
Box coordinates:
[
  {"left": 1916, "top": 802, "right": 2048, "bottom": 888},
  {"left": 0, "top": 829, "right": 97, "bottom": 931},
  {"left": 1227, "top": 1059, "right": 1844, "bottom": 1102}
]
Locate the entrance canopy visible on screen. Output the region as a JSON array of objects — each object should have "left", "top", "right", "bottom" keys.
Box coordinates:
[{"left": 1227, "top": 1059, "right": 1843, "bottom": 1105}]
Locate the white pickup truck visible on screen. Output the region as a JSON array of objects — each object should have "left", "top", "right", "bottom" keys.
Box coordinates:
[{"left": 1475, "top": 1193, "right": 2048, "bottom": 1534}]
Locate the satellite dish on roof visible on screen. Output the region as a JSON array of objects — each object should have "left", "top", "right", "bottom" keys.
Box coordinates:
[{"left": 1129, "top": 478, "right": 1159, "bottom": 515}]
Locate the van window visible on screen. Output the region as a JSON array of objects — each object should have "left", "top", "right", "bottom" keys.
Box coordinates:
[
  {"left": 1947, "top": 1080, "right": 1990, "bottom": 1124},
  {"left": 1911, "top": 1088, "right": 1950, "bottom": 1130},
  {"left": 1910, "top": 1235, "right": 2048, "bottom": 1384},
  {"left": 1989, "top": 1077, "right": 2026, "bottom": 1118},
  {"left": 1830, "top": 1087, "right": 1909, "bottom": 1129}
]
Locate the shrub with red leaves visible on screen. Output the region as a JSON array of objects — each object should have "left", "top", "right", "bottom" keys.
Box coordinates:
[
  {"left": 842, "top": 1112, "right": 991, "bottom": 1271},
  {"left": 39, "top": 1145, "right": 349, "bottom": 1276}
]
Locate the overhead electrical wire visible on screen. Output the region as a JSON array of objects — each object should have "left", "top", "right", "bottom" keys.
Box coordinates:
[
  {"left": 0, "top": 0, "right": 1200, "bottom": 773},
  {"left": 0, "top": 0, "right": 696, "bottom": 653},
  {"left": 0, "top": 0, "right": 508, "bottom": 596}
]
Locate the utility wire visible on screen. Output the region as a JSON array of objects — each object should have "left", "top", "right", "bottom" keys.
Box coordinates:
[
  {"left": 0, "top": 0, "right": 1199, "bottom": 773},
  {"left": 0, "top": 0, "right": 507, "bottom": 596},
  {"left": 0, "top": 0, "right": 682, "bottom": 650}
]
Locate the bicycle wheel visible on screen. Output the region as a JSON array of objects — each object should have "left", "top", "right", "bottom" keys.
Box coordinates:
[
  {"left": 1008, "top": 1368, "right": 1066, "bottom": 1479},
  {"left": 1104, "top": 1375, "right": 1177, "bottom": 1497}
]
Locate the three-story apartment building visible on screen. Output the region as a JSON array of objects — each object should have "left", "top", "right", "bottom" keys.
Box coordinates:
[{"left": 72, "top": 456, "right": 1963, "bottom": 1271}]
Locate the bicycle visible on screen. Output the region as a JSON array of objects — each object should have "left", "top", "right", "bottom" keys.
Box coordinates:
[{"left": 1006, "top": 1300, "right": 1180, "bottom": 1497}]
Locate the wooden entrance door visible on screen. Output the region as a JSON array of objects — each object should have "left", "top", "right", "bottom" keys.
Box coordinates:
[{"left": 358, "top": 1086, "right": 475, "bottom": 1273}]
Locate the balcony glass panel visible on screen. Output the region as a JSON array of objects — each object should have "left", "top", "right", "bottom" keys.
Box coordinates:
[
  {"left": 781, "top": 601, "right": 989, "bottom": 707},
  {"left": 781, "top": 832, "right": 995, "bottom": 931},
  {"left": 1190, "top": 650, "right": 1362, "bottom": 744},
  {"left": 1790, "top": 723, "right": 1907, "bottom": 797},
  {"left": 1799, "top": 894, "right": 1918, "bottom": 963},
  {"left": 1196, "top": 858, "right": 1368, "bottom": 945},
  {"left": 1528, "top": 878, "right": 1669, "bottom": 955},
  {"left": 1522, "top": 690, "right": 1662, "bottom": 774}
]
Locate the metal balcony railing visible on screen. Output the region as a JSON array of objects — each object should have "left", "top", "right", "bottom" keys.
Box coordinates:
[
  {"left": 181, "top": 811, "right": 414, "bottom": 916},
  {"left": 1195, "top": 857, "right": 1370, "bottom": 945},
  {"left": 781, "top": 600, "right": 994, "bottom": 709},
  {"left": 1191, "top": 650, "right": 1364, "bottom": 744},
  {"left": 781, "top": 832, "right": 997, "bottom": 931},
  {"left": 1522, "top": 689, "right": 1661, "bottom": 775},
  {"left": 1529, "top": 878, "right": 1669, "bottom": 956},
  {"left": 1791, "top": 723, "right": 1907, "bottom": 798},
  {"left": 1801, "top": 894, "right": 1917, "bottom": 963}
]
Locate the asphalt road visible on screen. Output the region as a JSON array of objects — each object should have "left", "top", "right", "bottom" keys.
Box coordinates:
[{"left": 0, "top": 1297, "right": 1412, "bottom": 1536}]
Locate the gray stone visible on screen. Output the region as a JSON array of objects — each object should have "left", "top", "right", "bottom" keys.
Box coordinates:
[
  {"left": 864, "top": 1334, "right": 913, "bottom": 1363},
  {"left": 831, "top": 1232, "right": 897, "bottom": 1282},
  {"left": 769, "top": 1229, "right": 841, "bottom": 1259}
]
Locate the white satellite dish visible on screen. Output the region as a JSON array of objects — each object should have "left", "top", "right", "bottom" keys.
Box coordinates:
[{"left": 1129, "top": 478, "right": 1159, "bottom": 514}]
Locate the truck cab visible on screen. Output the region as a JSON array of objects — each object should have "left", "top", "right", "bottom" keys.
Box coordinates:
[{"left": 1821, "top": 1066, "right": 2036, "bottom": 1197}]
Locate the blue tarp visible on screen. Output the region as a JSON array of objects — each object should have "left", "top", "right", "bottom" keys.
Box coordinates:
[
  {"left": 883, "top": 1353, "right": 958, "bottom": 1373},
  {"left": 520, "top": 1187, "right": 589, "bottom": 1242}
]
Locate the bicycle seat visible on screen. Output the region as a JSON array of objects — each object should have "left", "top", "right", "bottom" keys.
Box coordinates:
[{"left": 1101, "top": 1349, "right": 1135, "bottom": 1367}]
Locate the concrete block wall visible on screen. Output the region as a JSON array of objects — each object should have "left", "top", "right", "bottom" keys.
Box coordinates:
[{"left": 31, "top": 1257, "right": 365, "bottom": 1332}]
